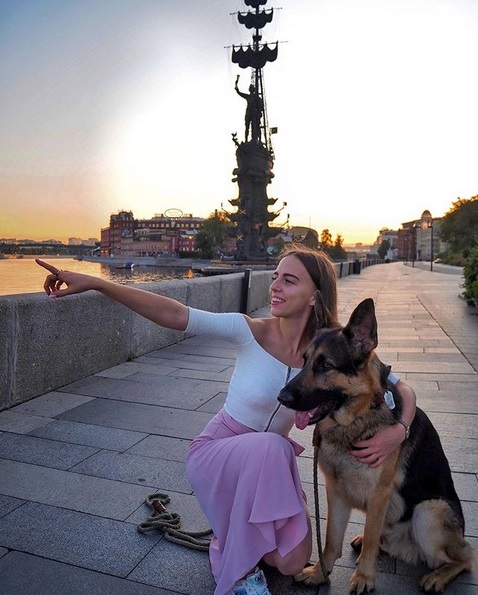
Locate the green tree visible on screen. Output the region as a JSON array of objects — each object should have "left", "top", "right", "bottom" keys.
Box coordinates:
[
  {"left": 319, "top": 229, "right": 333, "bottom": 252},
  {"left": 195, "top": 229, "right": 215, "bottom": 258},
  {"left": 440, "top": 195, "right": 478, "bottom": 258},
  {"left": 377, "top": 239, "right": 390, "bottom": 259},
  {"left": 463, "top": 245, "right": 478, "bottom": 305},
  {"left": 195, "top": 211, "right": 229, "bottom": 258},
  {"left": 328, "top": 233, "right": 347, "bottom": 260}
]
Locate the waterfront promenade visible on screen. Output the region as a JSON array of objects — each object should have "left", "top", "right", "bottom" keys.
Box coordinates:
[{"left": 0, "top": 261, "right": 477, "bottom": 594}]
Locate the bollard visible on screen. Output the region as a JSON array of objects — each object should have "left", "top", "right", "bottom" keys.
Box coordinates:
[
  {"left": 240, "top": 268, "right": 253, "bottom": 314},
  {"left": 353, "top": 260, "right": 361, "bottom": 274}
]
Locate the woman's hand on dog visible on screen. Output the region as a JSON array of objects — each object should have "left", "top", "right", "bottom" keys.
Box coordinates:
[
  {"left": 351, "top": 380, "right": 416, "bottom": 468},
  {"left": 350, "top": 424, "right": 406, "bottom": 468}
]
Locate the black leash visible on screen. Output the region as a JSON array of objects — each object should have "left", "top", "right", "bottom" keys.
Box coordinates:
[
  {"left": 313, "top": 441, "right": 330, "bottom": 586},
  {"left": 137, "top": 492, "right": 213, "bottom": 551}
]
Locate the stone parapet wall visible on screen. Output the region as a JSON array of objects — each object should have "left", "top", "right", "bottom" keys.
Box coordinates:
[{"left": 0, "top": 271, "right": 259, "bottom": 410}]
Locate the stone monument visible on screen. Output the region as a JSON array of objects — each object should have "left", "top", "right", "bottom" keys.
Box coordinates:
[{"left": 226, "top": 0, "right": 283, "bottom": 261}]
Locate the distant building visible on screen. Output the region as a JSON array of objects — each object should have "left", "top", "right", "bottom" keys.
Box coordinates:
[
  {"left": 371, "top": 228, "right": 399, "bottom": 260},
  {"left": 397, "top": 210, "right": 446, "bottom": 262},
  {"left": 177, "top": 229, "right": 199, "bottom": 253},
  {"left": 68, "top": 237, "right": 99, "bottom": 246},
  {"left": 288, "top": 226, "right": 317, "bottom": 241},
  {"left": 100, "top": 211, "right": 205, "bottom": 257}
]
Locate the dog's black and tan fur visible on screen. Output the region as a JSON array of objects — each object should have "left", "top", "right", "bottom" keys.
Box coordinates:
[{"left": 278, "top": 297, "right": 473, "bottom": 594}]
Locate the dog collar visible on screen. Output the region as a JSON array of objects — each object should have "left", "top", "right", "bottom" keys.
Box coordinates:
[
  {"left": 372, "top": 388, "right": 395, "bottom": 410},
  {"left": 371, "top": 391, "right": 385, "bottom": 408}
]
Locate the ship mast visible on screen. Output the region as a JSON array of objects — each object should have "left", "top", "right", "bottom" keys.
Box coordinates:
[{"left": 232, "top": 0, "right": 278, "bottom": 150}]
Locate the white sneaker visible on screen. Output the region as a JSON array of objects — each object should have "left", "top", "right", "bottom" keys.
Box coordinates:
[{"left": 232, "top": 567, "right": 271, "bottom": 595}]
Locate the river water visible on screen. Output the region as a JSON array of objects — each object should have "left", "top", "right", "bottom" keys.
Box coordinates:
[{"left": 0, "top": 257, "right": 193, "bottom": 297}]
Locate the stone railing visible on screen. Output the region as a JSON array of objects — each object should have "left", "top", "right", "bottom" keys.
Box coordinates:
[
  {"left": 0, "top": 270, "right": 270, "bottom": 410},
  {"left": 0, "top": 259, "right": 382, "bottom": 410}
]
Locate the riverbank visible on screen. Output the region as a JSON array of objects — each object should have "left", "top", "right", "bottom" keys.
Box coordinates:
[
  {"left": 78, "top": 255, "right": 200, "bottom": 267},
  {"left": 78, "top": 255, "right": 277, "bottom": 276},
  {"left": 0, "top": 258, "right": 201, "bottom": 297}
]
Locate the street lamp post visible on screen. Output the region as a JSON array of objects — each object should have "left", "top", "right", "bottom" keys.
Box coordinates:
[
  {"left": 429, "top": 217, "right": 434, "bottom": 272},
  {"left": 412, "top": 225, "right": 417, "bottom": 268},
  {"left": 421, "top": 213, "right": 434, "bottom": 272},
  {"left": 412, "top": 223, "right": 419, "bottom": 267}
]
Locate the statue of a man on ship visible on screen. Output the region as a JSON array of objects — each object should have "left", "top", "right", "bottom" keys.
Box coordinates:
[{"left": 225, "top": 0, "right": 285, "bottom": 262}]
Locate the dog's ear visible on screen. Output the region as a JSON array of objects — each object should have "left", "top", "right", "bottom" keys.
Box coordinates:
[{"left": 343, "top": 298, "right": 378, "bottom": 359}]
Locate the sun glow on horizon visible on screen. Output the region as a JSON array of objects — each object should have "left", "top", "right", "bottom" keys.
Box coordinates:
[{"left": 1, "top": 0, "right": 477, "bottom": 246}]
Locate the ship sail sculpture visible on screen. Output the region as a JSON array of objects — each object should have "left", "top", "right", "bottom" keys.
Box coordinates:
[{"left": 226, "top": 0, "right": 283, "bottom": 261}]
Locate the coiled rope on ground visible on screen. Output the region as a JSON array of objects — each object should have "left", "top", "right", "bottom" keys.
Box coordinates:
[{"left": 137, "top": 492, "right": 213, "bottom": 551}]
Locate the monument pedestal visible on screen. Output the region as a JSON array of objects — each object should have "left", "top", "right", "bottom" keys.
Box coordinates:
[{"left": 229, "top": 141, "right": 280, "bottom": 261}]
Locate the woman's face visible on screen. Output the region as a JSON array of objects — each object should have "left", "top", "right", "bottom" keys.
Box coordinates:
[{"left": 269, "top": 255, "right": 317, "bottom": 318}]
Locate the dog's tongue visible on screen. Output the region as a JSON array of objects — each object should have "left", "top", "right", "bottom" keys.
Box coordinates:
[{"left": 295, "top": 411, "right": 313, "bottom": 430}]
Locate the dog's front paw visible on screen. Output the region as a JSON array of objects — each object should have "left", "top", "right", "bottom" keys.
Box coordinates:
[
  {"left": 419, "top": 568, "right": 451, "bottom": 593},
  {"left": 349, "top": 569, "right": 375, "bottom": 594},
  {"left": 294, "top": 562, "right": 329, "bottom": 586}
]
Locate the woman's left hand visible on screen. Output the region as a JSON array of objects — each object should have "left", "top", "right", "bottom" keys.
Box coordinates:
[
  {"left": 36, "top": 258, "right": 100, "bottom": 297},
  {"left": 349, "top": 423, "right": 406, "bottom": 468}
]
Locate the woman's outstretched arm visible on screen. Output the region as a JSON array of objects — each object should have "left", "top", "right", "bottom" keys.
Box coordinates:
[{"left": 36, "top": 259, "right": 189, "bottom": 331}]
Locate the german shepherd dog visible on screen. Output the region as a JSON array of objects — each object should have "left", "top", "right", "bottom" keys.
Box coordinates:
[{"left": 278, "top": 297, "right": 473, "bottom": 594}]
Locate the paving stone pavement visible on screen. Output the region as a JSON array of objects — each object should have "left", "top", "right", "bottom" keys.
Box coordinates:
[{"left": 0, "top": 261, "right": 477, "bottom": 594}]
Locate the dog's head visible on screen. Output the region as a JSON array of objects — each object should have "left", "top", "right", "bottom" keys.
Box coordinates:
[{"left": 278, "top": 296, "right": 385, "bottom": 428}]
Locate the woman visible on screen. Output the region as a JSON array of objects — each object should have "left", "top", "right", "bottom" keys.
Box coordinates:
[{"left": 36, "top": 246, "right": 415, "bottom": 595}]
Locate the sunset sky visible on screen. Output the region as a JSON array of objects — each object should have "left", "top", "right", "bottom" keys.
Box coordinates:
[{"left": 1, "top": 0, "right": 477, "bottom": 245}]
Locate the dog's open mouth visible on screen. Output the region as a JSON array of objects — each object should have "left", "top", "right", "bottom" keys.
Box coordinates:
[
  {"left": 295, "top": 408, "right": 321, "bottom": 430},
  {"left": 280, "top": 389, "right": 346, "bottom": 430},
  {"left": 291, "top": 394, "right": 346, "bottom": 430}
]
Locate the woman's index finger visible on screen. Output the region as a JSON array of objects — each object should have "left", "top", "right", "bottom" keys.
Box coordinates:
[{"left": 35, "top": 258, "right": 56, "bottom": 273}]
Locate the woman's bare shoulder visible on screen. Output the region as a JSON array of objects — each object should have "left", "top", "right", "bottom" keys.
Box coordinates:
[{"left": 244, "top": 315, "right": 277, "bottom": 342}]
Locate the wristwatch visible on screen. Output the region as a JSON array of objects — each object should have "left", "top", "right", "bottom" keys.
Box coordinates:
[{"left": 398, "top": 419, "right": 410, "bottom": 439}]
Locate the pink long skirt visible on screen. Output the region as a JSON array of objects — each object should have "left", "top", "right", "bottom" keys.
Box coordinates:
[{"left": 185, "top": 409, "right": 309, "bottom": 595}]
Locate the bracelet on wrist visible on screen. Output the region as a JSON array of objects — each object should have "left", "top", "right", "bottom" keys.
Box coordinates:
[{"left": 397, "top": 419, "right": 410, "bottom": 439}]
